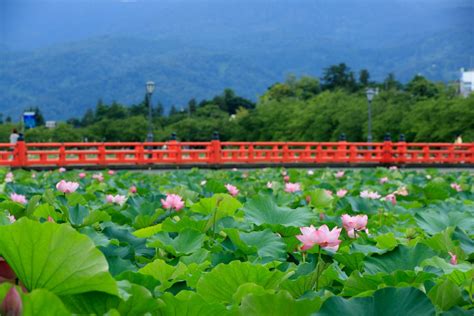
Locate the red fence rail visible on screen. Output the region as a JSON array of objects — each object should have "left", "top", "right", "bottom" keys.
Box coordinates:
[{"left": 1, "top": 140, "right": 473, "bottom": 168}]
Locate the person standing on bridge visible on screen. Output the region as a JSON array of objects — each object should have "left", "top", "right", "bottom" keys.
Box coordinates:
[
  {"left": 454, "top": 135, "right": 463, "bottom": 144},
  {"left": 9, "top": 129, "right": 19, "bottom": 145}
]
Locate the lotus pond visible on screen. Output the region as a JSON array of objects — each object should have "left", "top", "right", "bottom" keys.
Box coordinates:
[{"left": 0, "top": 167, "right": 473, "bottom": 315}]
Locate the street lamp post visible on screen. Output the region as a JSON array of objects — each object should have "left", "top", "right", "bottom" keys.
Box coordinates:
[
  {"left": 366, "top": 88, "right": 376, "bottom": 143},
  {"left": 146, "top": 81, "right": 156, "bottom": 142}
]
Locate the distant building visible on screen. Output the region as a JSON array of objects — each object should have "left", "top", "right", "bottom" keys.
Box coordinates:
[
  {"left": 45, "top": 121, "right": 56, "bottom": 129},
  {"left": 460, "top": 68, "right": 474, "bottom": 97}
]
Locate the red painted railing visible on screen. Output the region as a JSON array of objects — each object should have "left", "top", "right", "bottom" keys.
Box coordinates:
[{"left": 1, "top": 140, "right": 473, "bottom": 168}]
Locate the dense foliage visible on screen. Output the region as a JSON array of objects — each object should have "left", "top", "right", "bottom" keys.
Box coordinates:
[
  {"left": 2, "top": 69, "right": 473, "bottom": 143},
  {"left": 0, "top": 167, "right": 473, "bottom": 315}
]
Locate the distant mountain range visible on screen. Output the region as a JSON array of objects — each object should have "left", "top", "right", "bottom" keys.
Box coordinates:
[{"left": 1, "top": 0, "right": 473, "bottom": 120}]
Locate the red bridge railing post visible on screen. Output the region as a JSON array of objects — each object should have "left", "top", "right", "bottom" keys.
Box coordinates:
[
  {"left": 210, "top": 131, "right": 221, "bottom": 164},
  {"left": 12, "top": 140, "right": 27, "bottom": 168},
  {"left": 381, "top": 140, "right": 393, "bottom": 164}
]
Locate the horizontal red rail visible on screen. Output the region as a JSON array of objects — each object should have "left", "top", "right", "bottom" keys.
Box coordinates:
[{"left": 1, "top": 140, "right": 473, "bottom": 168}]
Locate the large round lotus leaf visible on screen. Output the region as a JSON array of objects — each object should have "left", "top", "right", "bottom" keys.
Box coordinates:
[
  {"left": 0, "top": 218, "right": 117, "bottom": 296},
  {"left": 315, "top": 287, "right": 435, "bottom": 316},
  {"left": 243, "top": 195, "right": 314, "bottom": 227},
  {"left": 196, "top": 260, "right": 292, "bottom": 304}
]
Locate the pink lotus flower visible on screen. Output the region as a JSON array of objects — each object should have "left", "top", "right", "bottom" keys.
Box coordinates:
[
  {"left": 341, "top": 214, "right": 368, "bottom": 238},
  {"left": 129, "top": 186, "right": 137, "bottom": 194},
  {"left": 283, "top": 175, "right": 290, "bottom": 183},
  {"left": 281, "top": 171, "right": 288, "bottom": 176},
  {"left": 78, "top": 172, "right": 87, "bottom": 178},
  {"left": 92, "top": 173, "right": 104, "bottom": 182},
  {"left": 379, "top": 177, "right": 389, "bottom": 184},
  {"left": 285, "top": 182, "right": 301, "bottom": 193},
  {"left": 307, "top": 170, "right": 314, "bottom": 176},
  {"left": 161, "top": 194, "right": 185, "bottom": 211},
  {"left": 324, "top": 189, "right": 333, "bottom": 196},
  {"left": 448, "top": 252, "right": 457, "bottom": 265},
  {"left": 0, "top": 286, "right": 22, "bottom": 316},
  {"left": 335, "top": 171, "right": 345, "bottom": 178},
  {"left": 360, "top": 190, "right": 381, "bottom": 199},
  {"left": 47, "top": 216, "right": 54, "bottom": 222},
  {"left": 296, "top": 225, "right": 342, "bottom": 251},
  {"left": 337, "top": 189, "right": 348, "bottom": 197},
  {"left": 108, "top": 170, "right": 115, "bottom": 175},
  {"left": 314, "top": 225, "right": 342, "bottom": 251},
  {"left": 225, "top": 184, "right": 239, "bottom": 197},
  {"left": 389, "top": 166, "right": 398, "bottom": 171},
  {"left": 385, "top": 193, "right": 397, "bottom": 205},
  {"left": 296, "top": 225, "right": 318, "bottom": 250},
  {"left": 7, "top": 213, "right": 15, "bottom": 223},
  {"left": 58, "top": 167, "right": 66, "bottom": 173},
  {"left": 394, "top": 186, "right": 408, "bottom": 196},
  {"left": 10, "top": 193, "right": 27, "bottom": 205},
  {"left": 266, "top": 181, "right": 273, "bottom": 189},
  {"left": 451, "top": 183, "right": 462, "bottom": 192},
  {"left": 4, "top": 172, "right": 13, "bottom": 183},
  {"left": 106, "top": 194, "right": 127, "bottom": 206},
  {"left": 56, "top": 180, "right": 79, "bottom": 193}
]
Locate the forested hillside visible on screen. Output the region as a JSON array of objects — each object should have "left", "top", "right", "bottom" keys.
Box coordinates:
[{"left": 1, "top": 0, "right": 472, "bottom": 119}]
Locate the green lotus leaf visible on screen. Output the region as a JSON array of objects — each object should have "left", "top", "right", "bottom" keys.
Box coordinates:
[
  {"left": 196, "top": 260, "right": 293, "bottom": 304},
  {"left": 315, "top": 287, "right": 435, "bottom": 316},
  {"left": 22, "top": 289, "right": 70, "bottom": 316},
  {"left": 225, "top": 228, "right": 287, "bottom": 262},
  {"left": 158, "top": 291, "right": 230, "bottom": 316},
  {"left": 240, "top": 290, "right": 322, "bottom": 316},
  {"left": 147, "top": 228, "right": 206, "bottom": 256},
  {"left": 364, "top": 244, "right": 436, "bottom": 274},
  {"left": 243, "top": 195, "right": 314, "bottom": 227},
  {"left": 415, "top": 210, "right": 474, "bottom": 235},
  {"left": 0, "top": 218, "right": 118, "bottom": 296}
]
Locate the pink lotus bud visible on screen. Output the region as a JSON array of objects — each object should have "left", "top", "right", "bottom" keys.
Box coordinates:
[
  {"left": 266, "top": 182, "right": 273, "bottom": 189},
  {"left": 448, "top": 252, "right": 457, "bottom": 265},
  {"left": 385, "top": 193, "right": 397, "bottom": 205},
  {"left": 305, "top": 195, "right": 311, "bottom": 203},
  {"left": 379, "top": 177, "right": 389, "bottom": 184},
  {"left": 47, "top": 216, "right": 54, "bottom": 222},
  {"left": 108, "top": 170, "right": 115, "bottom": 175},
  {"left": 0, "top": 287, "right": 23, "bottom": 316},
  {"left": 58, "top": 167, "right": 66, "bottom": 173},
  {"left": 129, "top": 186, "right": 137, "bottom": 194},
  {"left": 283, "top": 175, "right": 290, "bottom": 182},
  {"left": 78, "top": 172, "right": 87, "bottom": 178},
  {"left": 389, "top": 166, "right": 398, "bottom": 171}
]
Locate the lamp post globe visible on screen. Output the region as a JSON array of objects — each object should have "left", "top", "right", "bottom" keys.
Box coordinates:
[{"left": 146, "top": 81, "right": 155, "bottom": 142}]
